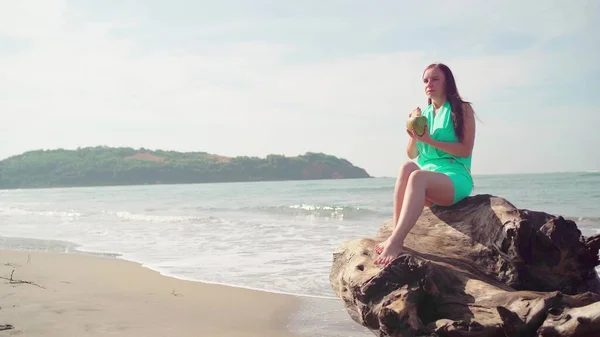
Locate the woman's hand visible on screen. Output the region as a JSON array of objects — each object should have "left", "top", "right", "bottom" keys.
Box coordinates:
[{"left": 406, "top": 121, "right": 432, "bottom": 144}]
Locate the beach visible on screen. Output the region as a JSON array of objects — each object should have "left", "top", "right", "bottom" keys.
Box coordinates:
[
  {"left": 0, "top": 249, "right": 300, "bottom": 337},
  {"left": 0, "top": 173, "right": 598, "bottom": 336}
]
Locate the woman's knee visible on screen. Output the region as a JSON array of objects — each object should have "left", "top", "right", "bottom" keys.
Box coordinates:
[
  {"left": 406, "top": 170, "right": 428, "bottom": 187},
  {"left": 398, "top": 161, "right": 419, "bottom": 180}
]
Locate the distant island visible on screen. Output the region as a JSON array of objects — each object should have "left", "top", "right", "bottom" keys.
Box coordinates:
[{"left": 0, "top": 146, "right": 371, "bottom": 189}]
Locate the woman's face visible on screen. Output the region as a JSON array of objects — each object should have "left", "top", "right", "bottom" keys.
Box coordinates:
[{"left": 423, "top": 66, "right": 446, "bottom": 99}]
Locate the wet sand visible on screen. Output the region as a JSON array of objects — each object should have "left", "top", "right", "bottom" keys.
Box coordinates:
[{"left": 0, "top": 249, "right": 300, "bottom": 336}]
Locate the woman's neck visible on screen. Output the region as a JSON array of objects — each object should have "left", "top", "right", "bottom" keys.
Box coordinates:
[{"left": 432, "top": 97, "right": 446, "bottom": 109}]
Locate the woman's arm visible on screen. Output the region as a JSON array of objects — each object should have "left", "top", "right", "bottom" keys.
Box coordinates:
[
  {"left": 407, "top": 136, "right": 418, "bottom": 159},
  {"left": 424, "top": 103, "right": 476, "bottom": 158}
]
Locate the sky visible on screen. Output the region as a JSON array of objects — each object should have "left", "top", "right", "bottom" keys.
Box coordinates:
[{"left": 0, "top": 0, "right": 599, "bottom": 177}]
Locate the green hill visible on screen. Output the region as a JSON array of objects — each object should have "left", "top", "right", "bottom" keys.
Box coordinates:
[{"left": 0, "top": 146, "right": 371, "bottom": 189}]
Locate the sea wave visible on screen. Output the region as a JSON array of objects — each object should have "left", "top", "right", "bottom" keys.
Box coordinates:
[
  {"left": 4, "top": 204, "right": 598, "bottom": 226},
  {"left": 253, "top": 204, "right": 380, "bottom": 220},
  {"left": 567, "top": 216, "right": 600, "bottom": 223},
  {"left": 0, "top": 206, "right": 81, "bottom": 218},
  {"left": 181, "top": 203, "right": 384, "bottom": 220},
  {"left": 110, "top": 211, "right": 221, "bottom": 224}
]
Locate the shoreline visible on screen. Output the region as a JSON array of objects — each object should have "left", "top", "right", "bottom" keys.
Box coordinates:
[
  {"left": 0, "top": 234, "right": 342, "bottom": 300},
  {"left": 0, "top": 234, "right": 345, "bottom": 300},
  {"left": 0, "top": 248, "right": 302, "bottom": 337}
]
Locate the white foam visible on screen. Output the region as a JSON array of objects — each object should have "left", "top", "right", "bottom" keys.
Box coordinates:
[
  {"left": 0, "top": 201, "right": 375, "bottom": 299},
  {"left": 0, "top": 206, "right": 81, "bottom": 218}
]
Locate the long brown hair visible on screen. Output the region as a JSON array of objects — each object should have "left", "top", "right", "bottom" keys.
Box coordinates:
[{"left": 423, "top": 63, "right": 471, "bottom": 141}]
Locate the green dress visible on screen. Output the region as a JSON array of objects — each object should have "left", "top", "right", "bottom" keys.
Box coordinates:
[{"left": 416, "top": 100, "right": 473, "bottom": 204}]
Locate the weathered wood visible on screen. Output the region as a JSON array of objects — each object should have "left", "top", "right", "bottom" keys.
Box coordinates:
[{"left": 330, "top": 194, "right": 600, "bottom": 336}]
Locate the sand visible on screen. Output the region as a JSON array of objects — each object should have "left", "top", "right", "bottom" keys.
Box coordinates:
[{"left": 0, "top": 249, "right": 300, "bottom": 337}]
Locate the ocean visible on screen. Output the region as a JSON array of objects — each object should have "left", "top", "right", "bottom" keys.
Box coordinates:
[{"left": 0, "top": 172, "right": 599, "bottom": 336}]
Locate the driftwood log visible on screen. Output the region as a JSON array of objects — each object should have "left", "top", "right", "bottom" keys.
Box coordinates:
[{"left": 330, "top": 194, "right": 600, "bottom": 337}]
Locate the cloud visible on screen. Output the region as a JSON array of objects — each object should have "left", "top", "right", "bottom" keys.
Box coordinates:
[
  {"left": 0, "top": 0, "right": 598, "bottom": 176},
  {"left": 0, "top": 0, "right": 68, "bottom": 40}
]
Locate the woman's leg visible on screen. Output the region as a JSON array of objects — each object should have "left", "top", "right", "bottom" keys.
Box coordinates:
[
  {"left": 375, "top": 161, "right": 419, "bottom": 254},
  {"left": 374, "top": 170, "right": 455, "bottom": 265},
  {"left": 393, "top": 161, "right": 420, "bottom": 226}
]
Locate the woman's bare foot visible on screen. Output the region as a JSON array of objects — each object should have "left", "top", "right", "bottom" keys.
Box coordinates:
[
  {"left": 374, "top": 239, "right": 404, "bottom": 265},
  {"left": 374, "top": 238, "right": 390, "bottom": 254}
]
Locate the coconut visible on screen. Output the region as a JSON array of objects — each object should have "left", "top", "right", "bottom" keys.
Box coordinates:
[{"left": 406, "top": 116, "right": 428, "bottom": 137}]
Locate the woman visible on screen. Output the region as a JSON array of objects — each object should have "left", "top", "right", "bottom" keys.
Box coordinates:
[{"left": 374, "top": 63, "right": 476, "bottom": 266}]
